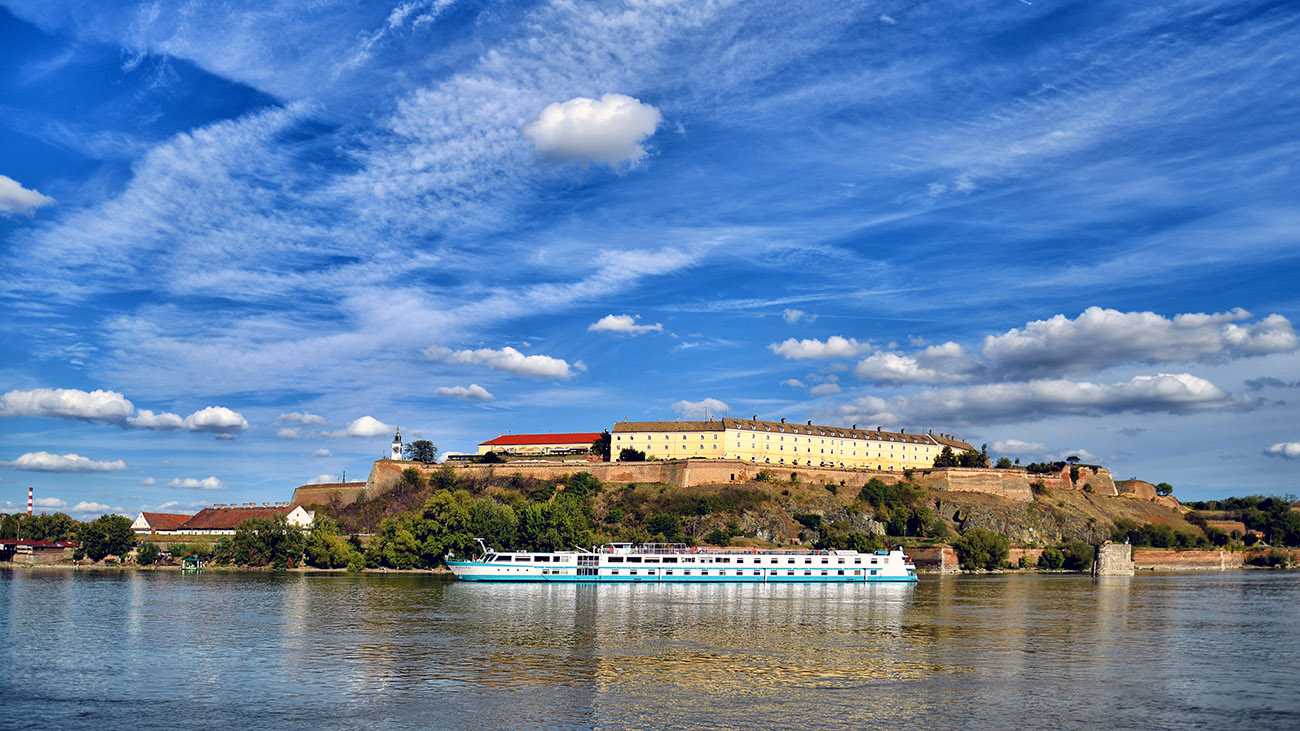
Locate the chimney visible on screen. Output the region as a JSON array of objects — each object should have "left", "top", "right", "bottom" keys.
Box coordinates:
[
  {"left": 753, "top": 414, "right": 758, "bottom": 421},
  {"left": 807, "top": 420, "right": 813, "bottom": 426},
  {"left": 780, "top": 417, "right": 786, "bottom": 423},
  {"left": 852, "top": 424, "right": 857, "bottom": 429},
  {"left": 900, "top": 428, "right": 905, "bottom": 433}
]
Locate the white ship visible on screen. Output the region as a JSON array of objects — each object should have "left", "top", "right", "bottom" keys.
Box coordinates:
[{"left": 446, "top": 541, "right": 917, "bottom": 583}]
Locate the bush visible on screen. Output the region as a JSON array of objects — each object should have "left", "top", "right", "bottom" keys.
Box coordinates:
[
  {"left": 1060, "top": 541, "right": 1094, "bottom": 572},
  {"left": 793, "top": 513, "right": 822, "bottom": 531},
  {"left": 703, "top": 529, "right": 731, "bottom": 547},
  {"left": 136, "top": 542, "right": 162, "bottom": 565},
  {"left": 1037, "top": 547, "right": 1065, "bottom": 570},
  {"left": 1246, "top": 549, "right": 1291, "bottom": 568},
  {"left": 618, "top": 448, "right": 646, "bottom": 462},
  {"left": 953, "top": 528, "right": 1009, "bottom": 570}
]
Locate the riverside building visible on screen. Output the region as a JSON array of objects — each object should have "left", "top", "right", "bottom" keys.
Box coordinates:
[{"left": 610, "top": 417, "right": 973, "bottom": 472}]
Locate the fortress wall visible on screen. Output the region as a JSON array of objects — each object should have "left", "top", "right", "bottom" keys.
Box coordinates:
[
  {"left": 909, "top": 546, "right": 960, "bottom": 574},
  {"left": 1009, "top": 547, "right": 1045, "bottom": 566},
  {"left": 1132, "top": 548, "right": 1243, "bottom": 570},
  {"left": 912, "top": 468, "right": 1034, "bottom": 502},
  {"left": 1094, "top": 542, "right": 1134, "bottom": 575},
  {"left": 1032, "top": 466, "right": 1117, "bottom": 495},
  {"left": 291, "top": 483, "right": 366, "bottom": 506}
]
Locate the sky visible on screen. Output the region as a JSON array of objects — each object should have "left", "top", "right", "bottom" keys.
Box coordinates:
[{"left": 1, "top": 0, "right": 1298, "bottom": 520}]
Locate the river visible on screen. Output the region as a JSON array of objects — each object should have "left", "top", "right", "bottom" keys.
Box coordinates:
[{"left": 1, "top": 568, "right": 1296, "bottom": 730}]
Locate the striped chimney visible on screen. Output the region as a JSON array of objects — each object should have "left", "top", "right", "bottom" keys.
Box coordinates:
[{"left": 28, "top": 486, "right": 34, "bottom": 515}]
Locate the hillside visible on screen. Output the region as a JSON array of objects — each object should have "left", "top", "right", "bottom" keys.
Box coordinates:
[{"left": 317, "top": 465, "right": 1201, "bottom": 552}]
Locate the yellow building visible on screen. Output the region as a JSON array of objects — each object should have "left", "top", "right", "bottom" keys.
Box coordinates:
[{"left": 610, "top": 417, "right": 973, "bottom": 472}]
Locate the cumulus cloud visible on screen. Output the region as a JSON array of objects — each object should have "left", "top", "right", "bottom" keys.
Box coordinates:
[
  {"left": 780, "top": 378, "right": 806, "bottom": 388},
  {"left": 312, "top": 448, "right": 332, "bottom": 457},
  {"left": 333, "top": 415, "right": 394, "bottom": 438},
  {"left": 69, "top": 501, "right": 112, "bottom": 513},
  {"left": 305, "top": 473, "right": 340, "bottom": 485},
  {"left": 982, "top": 307, "right": 1299, "bottom": 378},
  {"left": 0, "top": 388, "right": 134, "bottom": 424},
  {"left": 1264, "top": 442, "right": 1300, "bottom": 459},
  {"left": 855, "top": 342, "right": 979, "bottom": 385},
  {"left": 435, "top": 384, "right": 494, "bottom": 401},
  {"left": 851, "top": 308, "right": 1299, "bottom": 386},
  {"left": 769, "top": 336, "right": 871, "bottom": 360},
  {"left": 588, "top": 314, "right": 664, "bottom": 335},
  {"left": 783, "top": 309, "right": 816, "bottom": 324},
  {"left": 277, "top": 427, "right": 308, "bottom": 439},
  {"left": 33, "top": 497, "right": 68, "bottom": 508},
  {"left": 426, "top": 345, "right": 576, "bottom": 379},
  {"left": 183, "top": 406, "right": 249, "bottom": 434},
  {"left": 140, "top": 477, "right": 157, "bottom": 485},
  {"left": 990, "top": 439, "right": 1051, "bottom": 456},
  {"left": 127, "top": 409, "right": 185, "bottom": 430},
  {"left": 275, "top": 411, "right": 327, "bottom": 425},
  {"left": 672, "top": 398, "right": 730, "bottom": 419},
  {"left": 165, "top": 476, "right": 227, "bottom": 490},
  {"left": 521, "top": 93, "right": 662, "bottom": 167},
  {"left": 2, "top": 451, "right": 127, "bottom": 472},
  {"left": 810, "top": 383, "right": 842, "bottom": 397},
  {"left": 0, "top": 174, "right": 56, "bottom": 216}
]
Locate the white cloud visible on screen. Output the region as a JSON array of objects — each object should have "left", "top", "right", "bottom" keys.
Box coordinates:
[
  {"left": 69, "top": 501, "right": 111, "bottom": 513},
  {"left": 334, "top": 415, "right": 394, "bottom": 438},
  {"left": 0, "top": 387, "right": 134, "bottom": 424},
  {"left": 588, "top": 314, "right": 664, "bottom": 335},
  {"left": 277, "top": 427, "right": 308, "bottom": 439},
  {"left": 165, "top": 476, "right": 228, "bottom": 490},
  {"left": 33, "top": 497, "right": 67, "bottom": 508},
  {"left": 769, "top": 336, "right": 871, "bottom": 360},
  {"left": 521, "top": 93, "right": 662, "bottom": 168},
  {"left": 810, "top": 383, "right": 842, "bottom": 397},
  {"left": 851, "top": 308, "right": 1300, "bottom": 386},
  {"left": 2, "top": 451, "right": 128, "bottom": 473},
  {"left": 275, "top": 411, "right": 326, "bottom": 426},
  {"left": 305, "top": 473, "right": 340, "bottom": 485},
  {"left": 1264, "top": 442, "right": 1300, "bottom": 459},
  {"left": 312, "top": 448, "right": 332, "bottom": 457},
  {"left": 0, "top": 174, "right": 56, "bottom": 216},
  {"left": 981, "top": 307, "right": 1298, "bottom": 379},
  {"left": 183, "top": 406, "right": 249, "bottom": 434},
  {"left": 990, "top": 439, "right": 1051, "bottom": 456},
  {"left": 426, "top": 345, "right": 575, "bottom": 379},
  {"left": 780, "top": 378, "right": 806, "bottom": 388},
  {"left": 672, "top": 398, "right": 729, "bottom": 419},
  {"left": 435, "top": 384, "right": 495, "bottom": 401},
  {"left": 140, "top": 477, "right": 157, "bottom": 485},
  {"left": 127, "top": 409, "right": 185, "bottom": 430},
  {"left": 782, "top": 309, "right": 816, "bottom": 324},
  {"left": 1049, "top": 449, "right": 1103, "bottom": 464}
]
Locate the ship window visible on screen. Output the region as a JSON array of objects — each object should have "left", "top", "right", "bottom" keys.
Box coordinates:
[
  {"left": 663, "top": 557, "right": 678, "bottom": 564},
  {"left": 718, "top": 558, "right": 730, "bottom": 564},
  {"left": 854, "top": 570, "right": 861, "bottom": 575},
  {"left": 644, "top": 558, "right": 659, "bottom": 563},
  {"left": 753, "top": 571, "right": 761, "bottom": 576},
  {"left": 684, "top": 570, "right": 691, "bottom": 575},
  {"left": 701, "top": 570, "right": 709, "bottom": 575},
  {"left": 610, "top": 570, "right": 619, "bottom": 574},
  {"left": 627, "top": 557, "right": 642, "bottom": 563},
  {"left": 838, "top": 570, "right": 844, "bottom": 575},
  {"left": 609, "top": 557, "right": 624, "bottom": 563},
  {"left": 821, "top": 558, "right": 828, "bottom": 564},
  {"left": 497, "top": 556, "right": 512, "bottom": 562},
  {"left": 787, "top": 570, "right": 794, "bottom": 575},
  {"left": 665, "top": 570, "right": 673, "bottom": 575},
  {"left": 837, "top": 558, "right": 844, "bottom": 564},
  {"left": 854, "top": 558, "right": 861, "bottom": 564},
  {"left": 803, "top": 558, "right": 811, "bottom": 564},
  {"left": 630, "top": 570, "right": 637, "bottom": 575},
  {"left": 804, "top": 570, "right": 812, "bottom": 575},
  {"left": 787, "top": 558, "right": 795, "bottom": 564},
  {"left": 821, "top": 570, "right": 828, "bottom": 575},
  {"left": 485, "top": 554, "right": 496, "bottom": 562}
]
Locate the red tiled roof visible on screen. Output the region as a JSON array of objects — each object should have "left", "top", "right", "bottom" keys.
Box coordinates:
[
  {"left": 177, "top": 506, "right": 295, "bottom": 531},
  {"left": 141, "top": 512, "right": 192, "bottom": 531},
  {"left": 0, "top": 539, "right": 74, "bottom": 548},
  {"left": 479, "top": 432, "right": 601, "bottom": 447}
]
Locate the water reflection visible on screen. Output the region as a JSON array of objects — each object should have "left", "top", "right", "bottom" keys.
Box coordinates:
[{"left": 2, "top": 568, "right": 1299, "bottom": 730}]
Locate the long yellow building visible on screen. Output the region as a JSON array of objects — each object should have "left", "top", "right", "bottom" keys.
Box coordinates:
[{"left": 611, "top": 417, "right": 973, "bottom": 472}]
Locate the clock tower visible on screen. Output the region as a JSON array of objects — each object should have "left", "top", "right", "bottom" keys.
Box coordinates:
[{"left": 391, "top": 427, "right": 402, "bottom": 460}]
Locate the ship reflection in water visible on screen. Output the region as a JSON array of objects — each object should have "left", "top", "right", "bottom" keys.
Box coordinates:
[{"left": 2, "top": 569, "right": 1298, "bottom": 729}]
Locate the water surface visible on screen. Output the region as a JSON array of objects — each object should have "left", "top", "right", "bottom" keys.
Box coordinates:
[{"left": 2, "top": 568, "right": 1296, "bottom": 729}]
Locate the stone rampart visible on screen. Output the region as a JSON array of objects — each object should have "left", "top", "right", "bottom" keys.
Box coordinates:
[
  {"left": 1009, "top": 547, "right": 1045, "bottom": 567},
  {"left": 1093, "top": 541, "right": 1134, "bottom": 575},
  {"left": 1031, "top": 466, "right": 1117, "bottom": 495},
  {"left": 908, "top": 545, "right": 959, "bottom": 574},
  {"left": 291, "top": 482, "right": 367, "bottom": 507},
  {"left": 1132, "top": 548, "right": 1244, "bottom": 571},
  {"left": 1116, "top": 479, "right": 1157, "bottom": 500},
  {"left": 912, "top": 468, "right": 1033, "bottom": 502}
]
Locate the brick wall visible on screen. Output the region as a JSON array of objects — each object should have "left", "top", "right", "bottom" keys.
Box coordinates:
[
  {"left": 291, "top": 483, "right": 366, "bottom": 506},
  {"left": 909, "top": 545, "right": 959, "bottom": 574},
  {"left": 912, "top": 468, "right": 1034, "bottom": 502},
  {"left": 1132, "top": 548, "right": 1244, "bottom": 570},
  {"left": 1009, "top": 547, "right": 1045, "bottom": 566}
]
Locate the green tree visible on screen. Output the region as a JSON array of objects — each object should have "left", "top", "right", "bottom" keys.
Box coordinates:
[
  {"left": 704, "top": 529, "right": 731, "bottom": 546},
  {"left": 933, "top": 447, "right": 959, "bottom": 468},
  {"left": 958, "top": 449, "right": 989, "bottom": 468},
  {"left": 564, "top": 472, "right": 601, "bottom": 498},
  {"left": 646, "top": 513, "right": 683, "bottom": 542},
  {"left": 953, "top": 528, "right": 1010, "bottom": 570},
  {"left": 136, "top": 542, "right": 162, "bottom": 565},
  {"left": 590, "top": 430, "right": 611, "bottom": 460},
  {"left": 478, "top": 451, "right": 506, "bottom": 464},
  {"left": 20, "top": 512, "right": 77, "bottom": 541},
  {"left": 304, "top": 517, "right": 352, "bottom": 568},
  {"left": 403, "top": 440, "right": 439, "bottom": 463},
  {"left": 1155, "top": 482, "right": 1174, "bottom": 497},
  {"left": 1036, "top": 547, "right": 1065, "bottom": 569},
  {"left": 77, "top": 514, "right": 135, "bottom": 561},
  {"left": 619, "top": 447, "right": 646, "bottom": 462},
  {"left": 995, "top": 457, "right": 1013, "bottom": 469},
  {"left": 1060, "top": 541, "right": 1094, "bottom": 572},
  {"left": 221, "top": 516, "right": 307, "bottom": 568}
]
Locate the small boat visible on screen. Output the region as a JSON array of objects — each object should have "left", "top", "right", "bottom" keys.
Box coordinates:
[
  {"left": 180, "top": 557, "right": 205, "bottom": 572},
  {"left": 446, "top": 539, "right": 917, "bottom": 583}
]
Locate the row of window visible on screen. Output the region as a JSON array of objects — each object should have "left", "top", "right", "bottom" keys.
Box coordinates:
[{"left": 493, "top": 555, "right": 881, "bottom": 566}]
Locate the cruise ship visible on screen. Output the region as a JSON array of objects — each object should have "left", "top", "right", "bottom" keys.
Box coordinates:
[{"left": 446, "top": 541, "right": 918, "bottom": 583}]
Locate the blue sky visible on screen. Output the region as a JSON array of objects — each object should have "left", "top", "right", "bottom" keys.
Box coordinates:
[{"left": 2, "top": 0, "right": 1298, "bottom": 519}]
